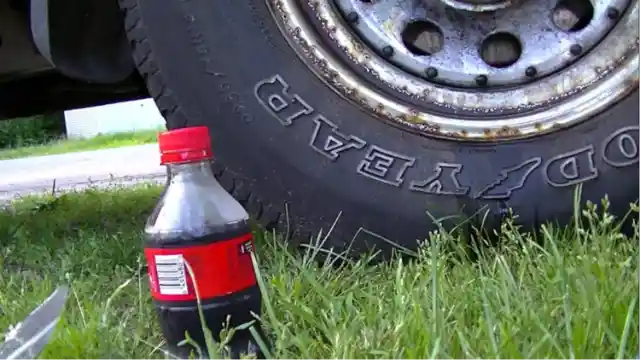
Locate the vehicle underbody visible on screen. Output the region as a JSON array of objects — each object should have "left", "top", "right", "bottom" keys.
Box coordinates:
[{"left": 0, "top": 0, "right": 145, "bottom": 120}]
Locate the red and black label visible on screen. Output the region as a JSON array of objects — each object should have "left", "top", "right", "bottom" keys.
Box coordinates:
[{"left": 144, "top": 233, "right": 257, "bottom": 302}]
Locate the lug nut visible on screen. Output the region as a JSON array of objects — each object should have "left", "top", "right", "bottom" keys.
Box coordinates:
[
  {"left": 525, "top": 66, "right": 537, "bottom": 78},
  {"left": 425, "top": 67, "right": 438, "bottom": 79},
  {"left": 569, "top": 44, "right": 583, "bottom": 56},
  {"left": 606, "top": 7, "right": 620, "bottom": 19},
  {"left": 381, "top": 46, "right": 394, "bottom": 58},
  {"left": 475, "top": 75, "right": 488, "bottom": 86},
  {"left": 346, "top": 11, "right": 359, "bottom": 23}
]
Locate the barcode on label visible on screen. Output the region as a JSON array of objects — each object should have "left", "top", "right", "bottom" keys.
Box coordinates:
[
  {"left": 154, "top": 254, "right": 189, "bottom": 296},
  {"left": 239, "top": 240, "right": 254, "bottom": 255}
]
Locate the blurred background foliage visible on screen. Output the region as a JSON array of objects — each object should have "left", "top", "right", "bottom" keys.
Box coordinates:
[{"left": 0, "top": 113, "right": 66, "bottom": 148}]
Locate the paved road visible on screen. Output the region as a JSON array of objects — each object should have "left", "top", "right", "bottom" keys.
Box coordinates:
[{"left": 0, "top": 144, "right": 166, "bottom": 203}]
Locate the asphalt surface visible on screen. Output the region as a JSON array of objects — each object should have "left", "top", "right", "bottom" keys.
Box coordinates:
[{"left": 0, "top": 144, "right": 166, "bottom": 203}]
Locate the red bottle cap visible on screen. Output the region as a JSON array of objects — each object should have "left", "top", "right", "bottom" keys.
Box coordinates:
[{"left": 158, "top": 126, "right": 213, "bottom": 165}]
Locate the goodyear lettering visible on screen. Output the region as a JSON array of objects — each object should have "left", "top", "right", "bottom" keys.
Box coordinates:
[
  {"left": 254, "top": 74, "right": 638, "bottom": 200},
  {"left": 543, "top": 145, "right": 598, "bottom": 188},
  {"left": 601, "top": 126, "right": 639, "bottom": 168},
  {"left": 254, "top": 75, "right": 313, "bottom": 126},
  {"left": 309, "top": 116, "right": 366, "bottom": 161},
  {"left": 475, "top": 158, "right": 542, "bottom": 200},
  {"left": 357, "top": 146, "right": 415, "bottom": 187},
  {"left": 409, "top": 163, "right": 469, "bottom": 196}
]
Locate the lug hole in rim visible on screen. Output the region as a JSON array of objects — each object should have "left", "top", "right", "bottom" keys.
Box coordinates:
[
  {"left": 480, "top": 32, "right": 522, "bottom": 68},
  {"left": 552, "top": 0, "right": 594, "bottom": 32},
  {"left": 401, "top": 20, "right": 444, "bottom": 56}
]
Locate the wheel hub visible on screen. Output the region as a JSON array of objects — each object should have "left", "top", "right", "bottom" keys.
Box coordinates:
[{"left": 334, "top": 0, "right": 630, "bottom": 87}]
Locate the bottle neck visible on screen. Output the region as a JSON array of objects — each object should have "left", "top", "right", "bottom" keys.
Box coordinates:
[{"left": 166, "top": 160, "right": 213, "bottom": 179}]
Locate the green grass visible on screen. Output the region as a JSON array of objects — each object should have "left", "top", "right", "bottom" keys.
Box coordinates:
[
  {"left": 0, "top": 129, "right": 162, "bottom": 160},
  {"left": 0, "top": 185, "right": 637, "bottom": 359}
]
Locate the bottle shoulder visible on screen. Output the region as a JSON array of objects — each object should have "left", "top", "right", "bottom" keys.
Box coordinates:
[{"left": 145, "top": 169, "right": 249, "bottom": 240}]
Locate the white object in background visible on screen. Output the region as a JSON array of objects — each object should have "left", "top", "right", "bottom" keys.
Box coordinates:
[{"left": 64, "top": 98, "right": 166, "bottom": 139}]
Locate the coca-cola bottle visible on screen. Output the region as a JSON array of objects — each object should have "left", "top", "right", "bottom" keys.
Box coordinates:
[{"left": 143, "top": 126, "right": 266, "bottom": 359}]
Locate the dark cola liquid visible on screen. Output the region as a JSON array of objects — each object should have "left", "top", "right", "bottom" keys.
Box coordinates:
[{"left": 145, "top": 220, "right": 266, "bottom": 359}]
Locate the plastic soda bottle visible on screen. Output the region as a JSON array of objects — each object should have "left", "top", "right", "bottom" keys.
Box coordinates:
[{"left": 143, "top": 126, "right": 266, "bottom": 359}]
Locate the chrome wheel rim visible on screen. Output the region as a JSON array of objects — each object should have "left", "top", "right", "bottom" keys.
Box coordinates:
[
  {"left": 336, "top": 0, "right": 630, "bottom": 87},
  {"left": 269, "top": 0, "right": 639, "bottom": 140}
]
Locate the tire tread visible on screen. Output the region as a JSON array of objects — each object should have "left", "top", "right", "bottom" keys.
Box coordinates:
[{"left": 118, "top": 0, "right": 283, "bottom": 233}]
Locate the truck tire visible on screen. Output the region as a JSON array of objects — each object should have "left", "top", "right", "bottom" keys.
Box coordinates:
[{"left": 119, "top": 0, "right": 639, "bottom": 256}]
